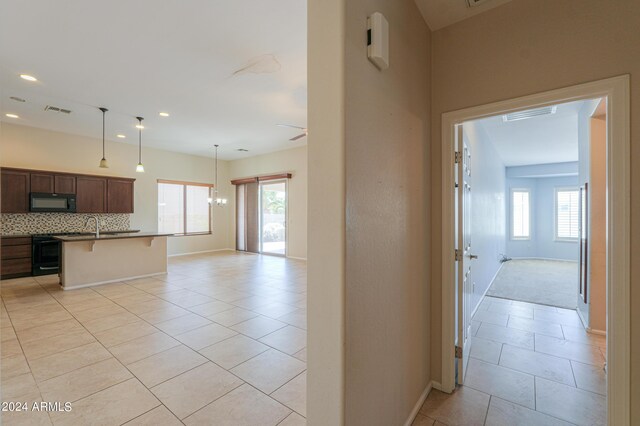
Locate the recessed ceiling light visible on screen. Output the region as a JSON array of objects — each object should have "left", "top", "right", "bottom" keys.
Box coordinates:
[
  {"left": 5, "top": 113, "right": 19, "bottom": 118},
  {"left": 20, "top": 74, "right": 37, "bottom": 82},
  {"left": 159, "top": 112, "right": 169, "bottom": 117},
  {"left": 116, "top": 134, "right": 126, "bottom": 138},
  {"left": 135, "top": 124, "right": 145, "bottom": 129},
  {"left": 10, "top": 96, "right": 26, "bottom": 102}
]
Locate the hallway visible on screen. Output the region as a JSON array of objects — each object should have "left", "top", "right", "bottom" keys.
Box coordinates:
[{"left": 416, "top": 297, "right": 606, "bottom": 425}]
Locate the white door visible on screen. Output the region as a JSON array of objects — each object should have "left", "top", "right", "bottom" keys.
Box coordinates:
[{"left": 456, "top": 125, "right": 475, "bottom": 384}]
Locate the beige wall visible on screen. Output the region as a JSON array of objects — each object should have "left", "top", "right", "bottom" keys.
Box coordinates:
[
  {"left": 228, "top": 146, "right": 307, "bottom": 259},
  {"left": 0, "top": 123, "right": 234, "bottom": 255},
  {"left": 343, "top": 0, "right": 431, "bottom": 424},
  {"left": 430, "top": 0, "right": 640, "bottom": 419}
]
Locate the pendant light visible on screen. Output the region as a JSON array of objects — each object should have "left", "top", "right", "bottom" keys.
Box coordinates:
[
  {"left": 98, "top": 107, "right": 109, "bottom": 168},
  {"left": 212, "top": 144, "right": 227, "bottom": 206},
  {"left": 135, "top": 116, "right": 144, "bottom": 173}
]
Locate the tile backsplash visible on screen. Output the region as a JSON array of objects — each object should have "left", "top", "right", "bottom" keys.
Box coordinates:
[{"left": 1, "top": 213, "right": 131, "bottom": 235}]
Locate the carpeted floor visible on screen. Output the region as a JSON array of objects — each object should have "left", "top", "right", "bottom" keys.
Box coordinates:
[{"left": 486, "top": 259, "right": 579, "bottom": 309}]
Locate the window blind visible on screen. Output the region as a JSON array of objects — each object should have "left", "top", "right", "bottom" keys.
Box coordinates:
[
  {"left": 512, "top": 190, "right": 530, "bottom": 239},
  {"left": 556, "top": 189, "right": 579, "bottom": 239}
]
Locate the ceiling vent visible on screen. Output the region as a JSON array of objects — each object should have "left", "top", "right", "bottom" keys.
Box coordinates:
[
  {"left": 10, "top": 96, "right": 26, "bottom": 103},
  {"left": 236, "top": 148, "right": 249, "bottom": 152},
  {"left": 44, "top": 105, "right": 72, "bottom": 114},
  {"left": 466, "top": 0, "right": 491, "bottom": 7},
  {"left": 502, "top": 106, "right": 557, "bottom": 122}
]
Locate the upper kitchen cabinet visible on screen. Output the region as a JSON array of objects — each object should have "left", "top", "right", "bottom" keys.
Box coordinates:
[
  {"left": 54, "top": 175, "right": 76, "bottom": 194},
  {"left": 76, "top": 176, "right": 107, "bottom": 213},
  {"left": 107, "top": 178, "right": 135, "bottom": 213},
  {"left": 1, "top": 169, "right": 30, "bottom": 213},
  {"left": 30, "top": 172, "right": 54, "bottom": 193},
  {"left": 30, "top": 172, "right": 75, "bottom": 194}
]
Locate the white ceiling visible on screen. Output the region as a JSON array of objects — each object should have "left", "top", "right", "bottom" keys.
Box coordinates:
[
  {"left": 472, "top": 100, "right": 588, "bottom": 167},
  {"left": 0, "top": 0, "right": 307, "bottom": 160},
  {"left": 415, "top": 0, "right": 513, "bottom": 31}
]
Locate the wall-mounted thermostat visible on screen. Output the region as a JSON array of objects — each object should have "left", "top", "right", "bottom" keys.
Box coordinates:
[{"left": 367, "top": 12, "right": 389, "bottom": 70}]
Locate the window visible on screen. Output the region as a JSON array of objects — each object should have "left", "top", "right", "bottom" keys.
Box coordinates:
[
  {"left": 158, "top": 180, "right": 212, "bottom": 235},
  {"left": 556, "top": 188, "right": 579, "bottom": 240},
  {"left": 511, "top": 189, "right": 530, "bottom": 240}
]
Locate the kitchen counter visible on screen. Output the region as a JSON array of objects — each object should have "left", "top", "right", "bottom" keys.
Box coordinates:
[
  {"left": 57, "top": 232, "right": 170, "bottom": 290},
  {"left": 53, "top": 231, "right": 170, "bottom": 242}
]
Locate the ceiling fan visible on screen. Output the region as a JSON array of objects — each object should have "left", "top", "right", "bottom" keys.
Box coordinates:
[{"left": 277, "top": 124, "right": 308, "bottom": 141}]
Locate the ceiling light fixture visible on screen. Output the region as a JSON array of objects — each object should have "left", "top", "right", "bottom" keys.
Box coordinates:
[
  {"left": 210, "top": 144, "right": 227, "bottom": 206},
  {"left": 98, "top": 107, "right": 109, "bottom": 168},
  {"left": 136, "top": 117, "right": 145, "bottom": 173},
  {"left": 116, "top": 134, "right": 126, "bottom": 138},
  {"left": 5, "top": 113, "right": 19, "bottom": 119},
  {"left": 20, "top": 74, "right": 37, "bottom": 82},
  {"left": 159, "top": 112, "right": 169, "bottom": 117}
]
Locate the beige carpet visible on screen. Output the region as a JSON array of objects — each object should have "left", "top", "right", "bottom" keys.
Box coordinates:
[{"left": 486, "top": 259, "right": 579, "bottom": 309}]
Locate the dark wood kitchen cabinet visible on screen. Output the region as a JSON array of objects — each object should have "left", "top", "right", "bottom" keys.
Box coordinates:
[
  {"left": 1, "top": 169, "right": 30, "bottom": 213},
  {"left": 1, "top": 167, "right": 134, "bottom": 214},
  {"left": 0, "top": 236, "right": 32, "bottom": 279},
  {"left": 107, "top": 178, "right": 134, "bottom": 213},
  {"left": 54, "top": 175, "right": 76, "bottom": 194},
  {"left": 76, "top": 176, "right": 107, "bottom": 213},
  {"left": 30, "top": 173, "right": 55, "bottom": 193}
]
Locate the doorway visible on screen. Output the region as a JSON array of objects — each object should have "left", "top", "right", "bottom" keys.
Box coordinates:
[
  {"left": 439, "top": 76, "right": 631, "bottom": 425},
  {"left": 260, "top": 179, "right": 288, "bottom": 256}
]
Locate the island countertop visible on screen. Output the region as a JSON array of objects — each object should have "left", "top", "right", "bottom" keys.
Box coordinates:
[{"left": 54, "top": 232, "right": 173, "bottom": 242}]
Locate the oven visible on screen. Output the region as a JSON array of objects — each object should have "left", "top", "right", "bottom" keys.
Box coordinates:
[{"left": 32, "top": 235, "right": 61, "bottom": 276}]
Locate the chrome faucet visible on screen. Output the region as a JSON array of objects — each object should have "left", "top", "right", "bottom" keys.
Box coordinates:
[{"left": 85, "top": 216, "right": 100, "bottom": 238}]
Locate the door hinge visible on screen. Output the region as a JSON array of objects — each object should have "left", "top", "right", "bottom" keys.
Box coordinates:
[
  {"left": 455, "top": 249, "right": 463, "bottom": 262},
  {"left": 455, "top": 346, "right": 463, "bottom": 359},
  {"left": 455, "top": 151, "right": 462, "bottom": 164}
]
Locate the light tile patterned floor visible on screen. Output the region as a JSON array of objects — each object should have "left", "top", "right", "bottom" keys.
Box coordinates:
[
  {"left": 0, "top": 251, "right": 307, "bottom": 425},
  {"left": 417, "top": 297, "right": 607, "bottom": 426}
]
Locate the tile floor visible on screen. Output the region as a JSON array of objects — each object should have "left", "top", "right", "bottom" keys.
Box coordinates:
[
  {"left": 417, "top": 296, "right": 607, "bottom": 426},
  {"left": 0, "top": 251, "right": 307, "bottom": 426}
]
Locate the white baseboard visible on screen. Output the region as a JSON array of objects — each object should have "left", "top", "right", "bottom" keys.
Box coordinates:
[
  {"left": 509, "top": 256, "right": 578, "bottom": 263},
  {"left": 431, "top": 381, "right": 444, "bottom": 392},
  {"left": 587, "top": 327, "right": 607, "bottom": 336},
  {"left": 168, "top": 248, "right": 235, "bottom": 257},
  {"left": 470, "top": 262, "right": 504, "bottom": 318},
  {"left": 286, "top": 256, "right": 307, "bottom": 261},
  {"left": 403, "top": 381, "right": 433, "bottom": 426}
]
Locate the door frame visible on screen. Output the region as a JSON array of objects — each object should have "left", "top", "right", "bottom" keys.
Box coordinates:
[{"left": 439, "top": 75, "right": 630, "bottom": 425}]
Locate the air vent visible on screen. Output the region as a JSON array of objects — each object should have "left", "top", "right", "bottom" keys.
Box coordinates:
[
  {"left": 503, "top": 106, "right": 557, "bottom": 122},
  {"left": 466, "top": 0, "right": 491, "bottom": 7},
  {"left": 44, "top": 105, "right": 72, "bottom": 114},
  {"left": 10, "top": 96, "right": 26, "bottom": 103},
  {"left": 236, "top": 148, "right": 249, "bottom": 152}
]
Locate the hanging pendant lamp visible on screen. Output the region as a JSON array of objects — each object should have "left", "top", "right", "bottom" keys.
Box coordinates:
[
  {"left": 213, "top": 144, "right": 227, "bottom": 206},
  {"left": 136, "top": 116, "right": 145, "bottom": 173},
  {"left": 98, "top": 107, "right": 109, "bottom": 168}
]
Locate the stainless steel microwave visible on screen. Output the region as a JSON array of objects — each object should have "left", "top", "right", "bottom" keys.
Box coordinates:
[{"left": 30, "top": 193, "right": 77, "bottom": 213}]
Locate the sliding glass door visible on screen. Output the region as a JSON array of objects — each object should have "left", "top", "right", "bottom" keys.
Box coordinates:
[{"left": 260, "top": 180, "right": 287, "bottom": 255}]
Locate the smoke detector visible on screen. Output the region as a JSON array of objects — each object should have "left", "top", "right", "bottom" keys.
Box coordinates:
[
  {"left": 503, "top": 106, "right": 557, "bottom": 122},
  {"left": 44, "top": 105, "right": 72, "bottom": 114},
  {"left": 466, "top": 0, "right": 491, "bottom": 7}
]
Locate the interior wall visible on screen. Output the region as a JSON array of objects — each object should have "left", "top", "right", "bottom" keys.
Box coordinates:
[
  {"left": 462, "top": 121, "right": 505, "bottom": 311},
  {"left": 506, "top": 174, "right": 580, "bottom": 261},
  {"left": 430, "top": 0, "right": 640, "bottom": 415},
  {"left": 228, "top": 146, "right": 308, "bottom": 259},
  {"left": 0, "top": 123, "right": 233, "bottom": 255},
  {"left": 343, "top": 0, "right": 431, "bottom": 424}
]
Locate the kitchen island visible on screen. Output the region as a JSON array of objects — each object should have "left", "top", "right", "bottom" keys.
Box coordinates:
[{"left": 54, "top": 232, "right": 172, "bottom": 290}]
